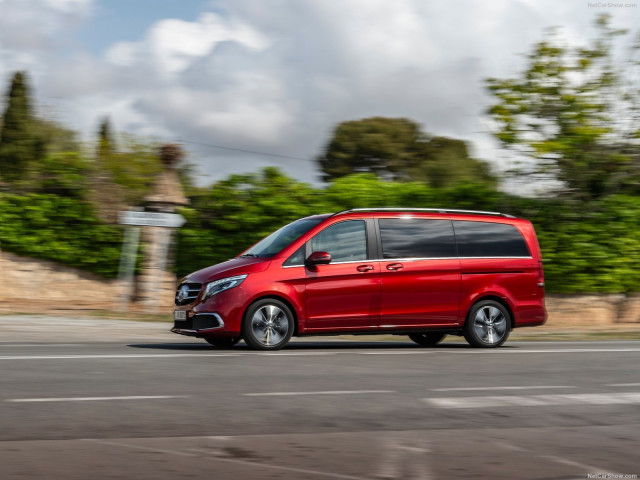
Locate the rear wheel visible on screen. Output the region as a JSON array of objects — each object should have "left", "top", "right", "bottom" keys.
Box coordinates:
[
  {"left": 243, "top": 299, "right": 294, "bottom": 351},
  {"left": 204, "top": 337, "right": 240, "bottom": 348},
  {"left": 408, "top": 332, "right": 446, "bottom": 347},
  {"left": 464, "top": 300, "right": 511, "bottom": 348}
]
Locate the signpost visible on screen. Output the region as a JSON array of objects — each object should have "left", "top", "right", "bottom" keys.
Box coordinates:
[
  {"left": 119, "top": 210, "right": 186, "bottom": 228},
  {"left": 117, "top": 209, "right": 186, "bottom": 311}
]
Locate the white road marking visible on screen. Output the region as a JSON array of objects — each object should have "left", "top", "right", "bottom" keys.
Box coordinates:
[
  {"left": 431, "top": 385, "right": 575, "bottom": 392},
  {"left": 5, "top": 395, "right": 187, "bottom": 403},
  {"left": 358, "top": 351, "right": 432, "bottom": 355},
  {"left": 0, "top": 353, "right": 241, "bottom": 360},
  {"left": 256, "top": 352, "right": 337, "bottom": 356},
  {"left": 455, "top": 348, "right": 640, "bottom": 354},
  {"left": 424, "top": 392, "right": 640, "bottom": 409},
  {"left": 607, "top": 383, "right": 640, "bottom": 387},
  {"left": 0, "top": 344, "right": 87, "bottom": 347},
  {"left": 0, "top": 347, "right": 639, "bottom": 361},
  {"left": 244, "top": 390, "right": 395, "bottom": 397}
]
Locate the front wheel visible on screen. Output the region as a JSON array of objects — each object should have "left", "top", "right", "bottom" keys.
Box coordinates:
[
  {"left": 464, "top": 300, "right": 511, "bottom": 348},
  {"left": 243, "top": 299, "right": 294, "bottom": 351},
  {"left": 409, "top": 332, "right": 446, "bottom": 347}
]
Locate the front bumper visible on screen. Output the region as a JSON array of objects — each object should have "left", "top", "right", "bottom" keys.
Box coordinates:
[{"left": 171, "top": 313, "right": 225, "bottom": 337}]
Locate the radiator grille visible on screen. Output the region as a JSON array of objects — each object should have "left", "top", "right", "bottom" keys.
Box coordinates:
[{"left": 175, "top": 283, "right": 202, "bottom": 305}]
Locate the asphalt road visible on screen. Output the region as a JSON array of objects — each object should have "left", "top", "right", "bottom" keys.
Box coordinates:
[{"left": 0, "top": 323, "right": 639, "bottom": 479}]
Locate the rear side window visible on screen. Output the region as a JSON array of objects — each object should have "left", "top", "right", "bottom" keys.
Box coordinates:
[
  {"left": 379, "top": 218, "right": 456, "bottom": 258},
  {"left": 453, "top": 221, "right": 530, "bottom": 257},
  {"left": 311, "top": 220, "right": 367, "bottom": 262}
]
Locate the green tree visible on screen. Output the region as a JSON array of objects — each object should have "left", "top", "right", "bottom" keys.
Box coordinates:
[
  {"left": 176, "top": 167, "right": 321, "bottom": 276},
  {"left": 486, "top": 14, "right": 640, "bottom": 199},
  {"left": 38, "top": 152, "right": 93, "bottom": 198},
  {"left": 0, "top": 71, "right": 43, "bottom": 185},
  {"left": 97, "top": 117, "right": 115, "bottom": 158},
  {"left": 317, "top": 116, "right": 495, "bottom": 187},
  {"left": 91, "top": 120, "right": 164, "bottom": 221}
]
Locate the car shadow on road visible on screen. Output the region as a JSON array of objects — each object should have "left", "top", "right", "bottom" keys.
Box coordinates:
[{"left": 126, "top": 340, "right": 484, "bottom": 351}]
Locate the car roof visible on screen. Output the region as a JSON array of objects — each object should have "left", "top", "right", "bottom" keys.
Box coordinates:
[{"left": 331, "top": 208, "right": 516, "bottom": 219}]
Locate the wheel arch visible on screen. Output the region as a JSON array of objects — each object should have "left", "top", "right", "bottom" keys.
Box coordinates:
[
  {"left": 465, "top": 295, "right": 515, "bottom": 331},
  {"left": 242, "top": 294, "right": 301, "bottom": 336}
]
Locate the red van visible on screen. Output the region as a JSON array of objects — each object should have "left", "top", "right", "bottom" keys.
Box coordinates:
[{"left": 172, "top": 208, "right": 547, "bottom": 350}]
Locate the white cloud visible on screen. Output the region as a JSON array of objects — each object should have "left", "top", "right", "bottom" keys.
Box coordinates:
[
  {"left": 41, "top": 0, "right": 92, "bottom": 13},
  {"left": 0, "top": 0, "right": 94, "bottom": 82},
  {"left": 2, "top": 0, "right": 639, "bottom": 186},
  {"left": 106, "top": 12, "right": 270, "bottom": 75}
]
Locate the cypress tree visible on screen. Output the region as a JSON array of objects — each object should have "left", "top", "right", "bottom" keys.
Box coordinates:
[
  {"left": 0, "top": 71, "right": 41, "bottom": 184},
  {"left": 97, "top": 116, "right": 115, "bottom": 159}
]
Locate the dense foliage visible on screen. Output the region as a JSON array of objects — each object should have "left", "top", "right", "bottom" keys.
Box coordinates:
[
  {"left": 0, "top": 194, "right": 123, "bottom": 278},
  {"left": 175, "top": 168, "right": 322, "bottom": 276},
  {"left": 176, "top": 168, "right": 640, "bottom": 294}
]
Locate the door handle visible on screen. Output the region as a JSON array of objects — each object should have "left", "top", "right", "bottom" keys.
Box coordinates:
[
  {"left": 386, "top": 263, "right": 404, "bottom": 271},
  {"left": 357, "top": 264, "right": 374, "bottom": 272}
]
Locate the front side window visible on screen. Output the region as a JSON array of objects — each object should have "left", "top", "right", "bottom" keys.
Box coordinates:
[
  {"left": 310, "top": 220, "right": 367, "bottom": 263},
  {"left": 379, "top": 218, "right": 456, "bottom": 258},
  {"left": 242, "top": 217, "right": 324, "bottom": 258},
  {"left": 453, "top": 221, "right": 530, "bottom": 257},
  {"left": 283, "top": 245, "right": 305, "bottom": 266}
]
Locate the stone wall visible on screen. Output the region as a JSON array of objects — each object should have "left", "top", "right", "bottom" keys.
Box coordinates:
[
  {"left": 0, "top": 249, "right": 176, "bottom": 312},
  {"left": 1, "top": 248, "right": 640, "bottom": 326},
  {"left": 545, "top": 294, "right": 640, "bottom": 327}
]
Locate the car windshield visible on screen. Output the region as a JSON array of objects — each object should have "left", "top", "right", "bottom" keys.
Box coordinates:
[{"left": 240, "top": 217, "right": 325, "bottom": 258}]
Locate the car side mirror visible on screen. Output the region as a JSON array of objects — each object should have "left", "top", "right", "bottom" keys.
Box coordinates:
[{"left": 305, "top": 251, "right": 331, "bottom": 266}]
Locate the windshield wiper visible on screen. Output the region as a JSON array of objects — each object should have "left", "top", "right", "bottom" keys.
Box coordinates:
[{"left": 239, "top": 254, "right": 259, "bottom": 258}]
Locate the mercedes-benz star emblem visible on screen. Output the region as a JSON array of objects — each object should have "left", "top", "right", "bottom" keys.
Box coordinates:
[{"left": 177, "top": 285, "right": 189, "bottom": 303}]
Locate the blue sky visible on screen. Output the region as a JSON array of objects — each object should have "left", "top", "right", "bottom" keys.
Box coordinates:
[
  {"left": 1, "top": 0, "right": 639, "bottom": 189},
  {"left": 78, "top": 1, "right": 211, "bottom": 54}
]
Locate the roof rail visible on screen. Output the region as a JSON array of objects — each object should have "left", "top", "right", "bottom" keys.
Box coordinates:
[{"left": 332, "top": 208, "right": 515, "bottom": 218}]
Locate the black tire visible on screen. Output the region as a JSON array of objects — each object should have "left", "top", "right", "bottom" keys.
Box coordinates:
[
  {"left": 204, "top": 337, "right": 240, "bottom": 348},
  {"left": 242, "top": 298, "right": 294, "bottom": 351},
  {"left": 464, "top": 300, "right": 511, "bottom": 348},
  {"left": 408, "top": 332, "right": 446, "bottom": 347}
]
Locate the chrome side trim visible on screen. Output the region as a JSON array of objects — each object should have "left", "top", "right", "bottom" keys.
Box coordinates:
[
  {"left": 282, "top": 256, "right": 533, "bottom": 268},
  {"left": 458, "top": 256, "right": 533, "bottom": 260},
  {"left": 380, "top": 256, "right": 533, "bottom": 261},
  {"left": 282, "top": 259, "right": 374, "bottom": 268}
]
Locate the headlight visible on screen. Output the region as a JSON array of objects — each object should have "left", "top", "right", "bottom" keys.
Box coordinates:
[{"left": 202, "top": 274, "right": 248, "bottom": 300}]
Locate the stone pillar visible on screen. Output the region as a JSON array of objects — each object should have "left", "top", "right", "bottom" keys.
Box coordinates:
[{"left": 136, "top": 144, "right": 189, "bottom": 311}]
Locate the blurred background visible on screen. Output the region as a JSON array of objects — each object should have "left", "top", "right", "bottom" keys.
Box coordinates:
[
  {"left": 1, "top": 4, "right": 640, "bottom": 480},
  {"left": 0, "top": 0, "right": 639, "bottom": 323}
]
